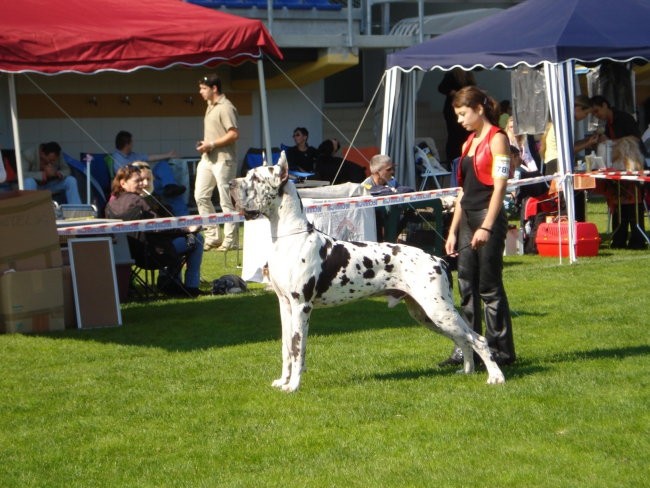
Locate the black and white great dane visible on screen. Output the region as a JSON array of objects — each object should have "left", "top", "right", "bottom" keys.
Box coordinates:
[{"left": 229, "top": 153, "right": 505, "bottom": 392}]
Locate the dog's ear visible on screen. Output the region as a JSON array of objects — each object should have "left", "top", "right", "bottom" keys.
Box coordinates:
[{"left": 277, "top": 151, "right": 289, "bottom": 181}]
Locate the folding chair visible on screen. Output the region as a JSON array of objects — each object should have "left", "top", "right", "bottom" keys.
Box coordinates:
[
  {"left": 414, "top": 146, "right": 450, "bottom": 190},
  {"left": 126, "top": 234, "right": 191, "bottom": 300},
  {"left": 59, "top": 204, "right": 98, "bottom": 220}
]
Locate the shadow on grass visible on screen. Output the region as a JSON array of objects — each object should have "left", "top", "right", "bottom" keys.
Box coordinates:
[
  {"left": 543, "top": 344, "right": 650, "bottom": 363},
  {"left": 49, "top": 291, "right": 418, "bottom": 352},
  {"left": 370, "top": 357, "right": 548, "bottom": 383},
  {"left": 510, "top": 309, "right": 549, "bottom": 318}
]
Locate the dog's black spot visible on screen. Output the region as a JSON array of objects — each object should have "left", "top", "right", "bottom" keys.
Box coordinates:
[
  {"left": 362, "top": 256, "right": 373, "bottom": 269},
  {"left": 291, "top": 332, "right": 301, "bottom": 358},
  {"left": 363, "top": 269, "right": 375, "bottom": 279},
  {"left": 355, "top": 263, "right": 361, "bottom": 271},
  {"left": 303, "top": 305, "right": 312, "bottom": 314},
  {"left": 385, "top": 264, "right": 394, "bottom": 272},
  {"left": 340, "top": 275, "right": 350, "bottom": 286},
  {"left": 278, "top": 177, "right": 289, "bottom": 197},
  {"left": 349, "top": 288, "right": 356, "bottom": 293},
  {"left": 302, "top": 276, "right": 316, "bottom": 302},
  {"left": 349, "top": 241, "right": 368, "bottom": 247},
  {"left": 315, "top": 244, "right": 351, "bottom": 298},
  {"left": 301, "top": 258, "right": 306, "bottom": 263},
  {"left": 390, "top": 245, "right": 402, "bottom": 256},
  {"left": 383, "top": 254, "right": 391, "bottom": 264},
  {"left": 318, "top": 240, "right": 332, "bottom": 261},
  {"left": 291, "top": 292, "right": 300, "bottom": 299}
]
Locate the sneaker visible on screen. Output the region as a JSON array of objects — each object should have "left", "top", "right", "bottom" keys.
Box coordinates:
[
  {"left": 185, "top": 287, "right": 204, "bottom": 298},
  {"left": 216, "top": 244, "right": 240, "bottom": 252},
  {"left": 162, "top": 184, "right": 186, "bottom": 198},
  {"left": 438, "top": 347, "right": 464, "bottom": 367},
  {"left": 203, "top": 240, "right": 223, "bottom": 252}
]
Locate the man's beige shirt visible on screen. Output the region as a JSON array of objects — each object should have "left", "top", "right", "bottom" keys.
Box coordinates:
[{"left": 203, "top": 94, "right": 238, "bottom": 164}]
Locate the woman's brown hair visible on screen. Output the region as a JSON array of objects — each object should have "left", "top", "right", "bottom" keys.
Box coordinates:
[
  {"left": 452, "top": 86, "right": 500, "bottom": 126},
  {"left": 111, "top": 165, "right": 141, "bottom": 197}
]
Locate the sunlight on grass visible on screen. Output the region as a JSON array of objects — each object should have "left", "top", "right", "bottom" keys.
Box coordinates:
[{"left": 1, "top": 200, "right": 648, "bottom": 487}]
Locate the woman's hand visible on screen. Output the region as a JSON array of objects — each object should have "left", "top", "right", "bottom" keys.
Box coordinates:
[
  {"left": 445, "top": 234, "right": 457, "bottom": 256},
  {"left": 471, "top": 227, "right": 492, "bottom": 249}
]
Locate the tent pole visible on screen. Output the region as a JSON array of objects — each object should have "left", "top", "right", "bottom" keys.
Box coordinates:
[
  {"left": 8, "top": 74, "right": 25, "bottom": 190},
  {"left": 257, "top": 58, "right": 273, "bottom": 164},
  {"left": 545, "top": 61, "right": 577, "bottom": 263},
  {"left": 380, "top": 68, "right": 396, "bottom": 154}
]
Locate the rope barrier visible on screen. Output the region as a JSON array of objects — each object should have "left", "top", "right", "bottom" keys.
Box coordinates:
[{"left": 54, "top": 173, "right": 576, "bottom": 237}]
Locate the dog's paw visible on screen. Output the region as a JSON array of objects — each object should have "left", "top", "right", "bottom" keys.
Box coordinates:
[
  {"left": 271, "top": 378, "right": 288, "bottom": 389},
  {"left": 282, "top": 381, "right": 300, "bottom": 393},
  {"left": 455, "top": 367, "right": 473, "bottom": 375},
  {"left": 486, "top": 372, "right": 506, "bottom": 385}
]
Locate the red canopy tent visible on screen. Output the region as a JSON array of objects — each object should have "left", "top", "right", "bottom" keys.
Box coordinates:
[{"left": 0, "top": 0, "right": 282, "bottom": 185}]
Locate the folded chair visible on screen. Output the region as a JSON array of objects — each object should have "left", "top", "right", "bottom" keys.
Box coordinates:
[{"left": 127, "top": 234, "right": 191, "bottom": 300}]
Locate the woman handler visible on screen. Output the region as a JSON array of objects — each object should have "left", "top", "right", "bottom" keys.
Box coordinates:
[{"left": 439, "top": 86, "right": 516, "bottom": 367}]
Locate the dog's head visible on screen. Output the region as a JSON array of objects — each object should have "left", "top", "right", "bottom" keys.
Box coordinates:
[{"left": 229, "top": 151, "right": 290, "bottom": 220}]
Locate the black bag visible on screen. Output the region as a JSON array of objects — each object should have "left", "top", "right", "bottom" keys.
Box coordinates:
[
  {"left": 524, "top": 212, "right": 548, "bottom": 255},
  {"left": 211, "top": 275, "right": 248, "bottom": 295}
]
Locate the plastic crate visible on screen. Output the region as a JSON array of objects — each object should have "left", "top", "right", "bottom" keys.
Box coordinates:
[{"left": 536, "top": 221, "right": 601, "bottom": 257}]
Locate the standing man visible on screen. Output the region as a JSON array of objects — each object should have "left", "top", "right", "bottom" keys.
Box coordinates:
[
  {"left": 196, "top": 74, "right": 240, "bottom": 252},
  {"left": 22, "top": 141, "right": 82, "bottom": 204}
]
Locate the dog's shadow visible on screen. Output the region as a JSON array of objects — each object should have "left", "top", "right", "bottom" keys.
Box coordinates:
[
  {"left": 367, "top": 344, "right": 650, "bottom": 383},
  {"left": 368, "top": 359, "right": 545, "bottom": 383}
]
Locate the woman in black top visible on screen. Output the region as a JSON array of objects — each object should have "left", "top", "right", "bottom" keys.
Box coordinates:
[
  {"left": 105, "top": 165, "right": 204, "bottom": 297},
  {"left": 439, "top": 86, "right": 516, "bottom": 368}
]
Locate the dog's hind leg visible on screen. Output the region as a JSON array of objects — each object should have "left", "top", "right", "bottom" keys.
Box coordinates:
[
  {"left": 440, "top": 310, "right": 504, "bottom": 384},
  {"left": 405, "top": 296, "right": 505, "bottom": 384}
]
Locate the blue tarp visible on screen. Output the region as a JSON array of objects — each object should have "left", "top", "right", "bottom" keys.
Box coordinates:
[{"left": 387, "top": 0, "right": 650, "bottom": 71}]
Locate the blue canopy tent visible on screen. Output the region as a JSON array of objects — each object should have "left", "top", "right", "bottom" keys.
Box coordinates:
[{"left": 381, "top": 0, "right": 650, "bottom": 262}]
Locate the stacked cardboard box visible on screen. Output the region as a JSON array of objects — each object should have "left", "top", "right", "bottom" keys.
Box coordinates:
[{"left": 0, "top": 191, "right": 65, "bottom": 333}]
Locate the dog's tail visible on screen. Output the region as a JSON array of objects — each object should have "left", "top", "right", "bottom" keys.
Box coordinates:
[{"left": 439, "top": 258, "right": 453, "bottom": 291}]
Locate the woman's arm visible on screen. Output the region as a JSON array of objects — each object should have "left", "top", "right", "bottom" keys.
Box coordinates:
[{"left": 445, "top": 189, "right": 463, "bottom": 256}]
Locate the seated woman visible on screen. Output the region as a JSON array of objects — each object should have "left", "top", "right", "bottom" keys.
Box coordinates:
[
  {"left": 105, "top": 165, "right": 205, "bottom": 297},
  {"left": 130, "top": 161, "right": 173, "bottom": 217}
]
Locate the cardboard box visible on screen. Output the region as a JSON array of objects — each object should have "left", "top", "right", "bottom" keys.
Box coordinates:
[
  {"left": 0, "top": 268, "right": 65, "bottom": 333},
  {"left": 0, "top": 191, "right": 62, "bottom": 273},
  {"left": 573, "top": 174, "right": 596, "bottom": 190}
]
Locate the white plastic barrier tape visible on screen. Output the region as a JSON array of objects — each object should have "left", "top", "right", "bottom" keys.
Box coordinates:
[{"left": 57, "top": 175, "right": 556, "bottom": 236}]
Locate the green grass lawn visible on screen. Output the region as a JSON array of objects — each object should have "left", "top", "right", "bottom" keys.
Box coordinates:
[{"left": 0, "top": 198, "right": 648, "bottom": 487}]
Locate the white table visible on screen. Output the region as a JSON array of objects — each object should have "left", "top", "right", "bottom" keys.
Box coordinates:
[{"left": 241, "top": 202, "right": 377, "bottom": 283}]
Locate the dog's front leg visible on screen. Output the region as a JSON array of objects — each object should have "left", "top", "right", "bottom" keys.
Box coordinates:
[
  {"left": 272, "top": 296, "right": 293, "bottom": 389},
  {"left": 283, "top": 303, "right": 312, "bottom": 393}
]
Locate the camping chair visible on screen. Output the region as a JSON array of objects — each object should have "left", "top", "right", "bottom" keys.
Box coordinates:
[
  {"left": 126, "top": 234, "right": 191, "bottom": 301},
  {"left": 63, "top": 153, "right": 109, "bottom": 214},
  {"left": 241, "top": 147, "right": 281, "bottom": 176}
]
